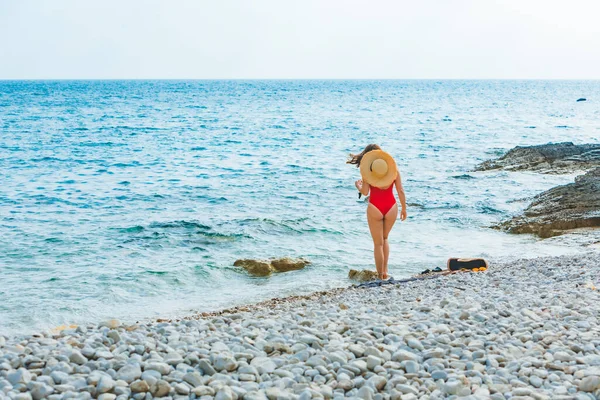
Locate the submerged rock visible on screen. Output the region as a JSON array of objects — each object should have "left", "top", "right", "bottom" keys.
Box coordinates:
[
  {"left": 494, "top": 168, "right": 600, "bottom": 238},
  {"left": 348, "top": 269, "right": 379, "bottom": 282},
  {"left": 234, "top": 258, "right": 310, "bottom": 276},
  {"left": 474, "top": 142, "right": 600, "bottom": 174}
]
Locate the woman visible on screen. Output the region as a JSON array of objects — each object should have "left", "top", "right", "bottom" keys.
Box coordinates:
[{"left": 347, "top": 144, "right": 407, "bottom": 280}]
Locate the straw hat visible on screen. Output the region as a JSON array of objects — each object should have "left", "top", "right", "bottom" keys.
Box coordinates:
[{"left": 360, "top": 150, "right": 398, "bottom": 188}]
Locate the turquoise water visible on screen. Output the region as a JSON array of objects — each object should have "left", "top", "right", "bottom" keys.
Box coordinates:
[{"left": 1, "top": 80, "right": 599, "bottom": 335}]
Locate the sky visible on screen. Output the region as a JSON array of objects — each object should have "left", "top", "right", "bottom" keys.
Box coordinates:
[{"left": 1, "top": 0, "right": 599, "bottom": 79}]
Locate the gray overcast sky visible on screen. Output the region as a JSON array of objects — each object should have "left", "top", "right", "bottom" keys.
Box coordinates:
[{"left": 1, "top": 0, "right": 599, "bottom": 79}]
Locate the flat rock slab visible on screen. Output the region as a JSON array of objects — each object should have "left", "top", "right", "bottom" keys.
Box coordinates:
[
  {"left": 494, "top": 168, "right": 600, "bottom": 238},
  {"left": 475, "top": 142, "right": 600, "bottom": 174}
]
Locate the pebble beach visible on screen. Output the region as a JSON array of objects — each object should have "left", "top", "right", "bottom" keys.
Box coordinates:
[{"left": 1, "top": 252, "right": 599, "bottom": 400}]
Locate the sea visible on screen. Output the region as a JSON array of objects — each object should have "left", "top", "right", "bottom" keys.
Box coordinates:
[{"left": 1, "top": 80, "right": 599, "bottom": 336}]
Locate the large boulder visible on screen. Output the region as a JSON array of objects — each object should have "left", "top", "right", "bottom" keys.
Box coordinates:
[
  {"left": 271, "top": 257, "right": 310, "bottom": 272},
  {"left": 348, "top": 269, "right": 379, "bottom": 282},
  {"left": 233, "top": 259, "right": 273, "bottom": 276},
  {"left": 494, "top": 168, "right": 600, "bottom": 238},
  {"left": 234, "top": 258, "right": 310, "bottom": 276},
  {"left": 474, "top": 142, "right": 600, "bottom": 174}
]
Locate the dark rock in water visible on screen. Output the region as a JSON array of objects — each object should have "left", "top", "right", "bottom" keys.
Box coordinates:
[
  {"left": 348, "top": 269, "right": 379, "bottom": 282},
  {"left": 234, "top": 257, "right": 310, "bottom": 276},
  {"left": 494, "top": 168, "right": 600, "bottom": 238},
  {"left": 577, "top": 98, "right": 587, "bottom": 102},
  {"left": 474, "top": 142, "right": 600, "bottom": 174}
]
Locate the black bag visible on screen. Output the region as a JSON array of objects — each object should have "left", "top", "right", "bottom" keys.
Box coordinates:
[{"left": 447, "top": 258, "right": 488, "bottom": 271}]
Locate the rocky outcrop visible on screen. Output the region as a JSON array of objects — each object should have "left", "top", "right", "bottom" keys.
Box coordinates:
[
  {"left": 348, "top": 269, "right": 379, "bottom": 282},
  {"left": 475, "top": 142, "right": 600, "bottom": 174},
  {"left": 234, "top": 258, "right": 310, "bottom": 277},
  {"left": 494, "top": 168, "right": 600, "bottom": 238}
]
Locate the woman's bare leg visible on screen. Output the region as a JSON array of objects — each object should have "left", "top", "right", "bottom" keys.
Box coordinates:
[
  {"left": 382, "top": 204, "right": 398, "bottom": 279},
  {"left": 367, "top": 204, "right": 385, "bottom": 279}
]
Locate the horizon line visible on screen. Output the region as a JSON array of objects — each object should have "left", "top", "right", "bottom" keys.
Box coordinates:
[{"left": 1, "top": 77, "right": 600, "bottom": 82}]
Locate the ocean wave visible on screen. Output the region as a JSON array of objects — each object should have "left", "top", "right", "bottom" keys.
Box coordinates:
[
  {"left": 0, "top": 146, "right": 22, "bottom": 152},
  {"left": 0, "top": 196, "right": 18, "bottom": 205},
  {"left": 475, "top": 202, "right": 503, "bottom": 214},
  {"left": 451, "top": 174, "right": 476, "bottom": 180},
  {"left": 30, "top": 156, "right": 67, "bottom": 163},
  {"left": 486, "top": 148, "right": 507, "bottom": 156},
  {"left": 193, "top": 194, "right": 228, "bottom": 204},
  {"left": 144, "top": 270, "right": 169, "bottom": 275},
  {"left": 115, "top": 221, "right": 253, "bottom": 244},
  {"left": 112, "top": 125, "right": 165, "bottom": 131},
  {"left": 198, "top": 231, "right": 249, "bottom": 240},
  {"left": 27, "top": 195, "right": 86, "bottom": 207},
  {"left": 112, "top": 162, "right": 142, "bottom": 168},
  {"left": 415, "top": 201, "right": 461, "bottom": 210},
  {"left": 236, "top": 217, "right": 307, "bottom": 233},
  {"left": 234, "top": 217, "right": 341, "bottom": 235},
  {"left": 186, "top": 105, "right": 208, "bottom": 109},
  {"left": 118, "top": 226, "right": 145, "bottom": 233},
  {"left": 80, "top": 141, "right": 120, "bottom": 147},
  {"left": 149, "top": 221, "right": 212, "bottom": 230}
]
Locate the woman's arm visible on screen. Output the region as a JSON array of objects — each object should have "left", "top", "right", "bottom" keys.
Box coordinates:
[
  {"left": 394, "top": 173, "right": 407, "bottom": 221},
  {"left": 355, "top": 178, "right": 370, "bottom": 196}
]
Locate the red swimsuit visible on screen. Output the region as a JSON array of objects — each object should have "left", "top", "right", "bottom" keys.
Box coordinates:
[{"left": 369, "top": 185, "right": 396, "bottom": 215}]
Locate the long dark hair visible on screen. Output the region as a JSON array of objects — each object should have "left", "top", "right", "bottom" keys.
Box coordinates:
[{"left": 346, "top": 144, "right": 381, "bottom": 167}]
